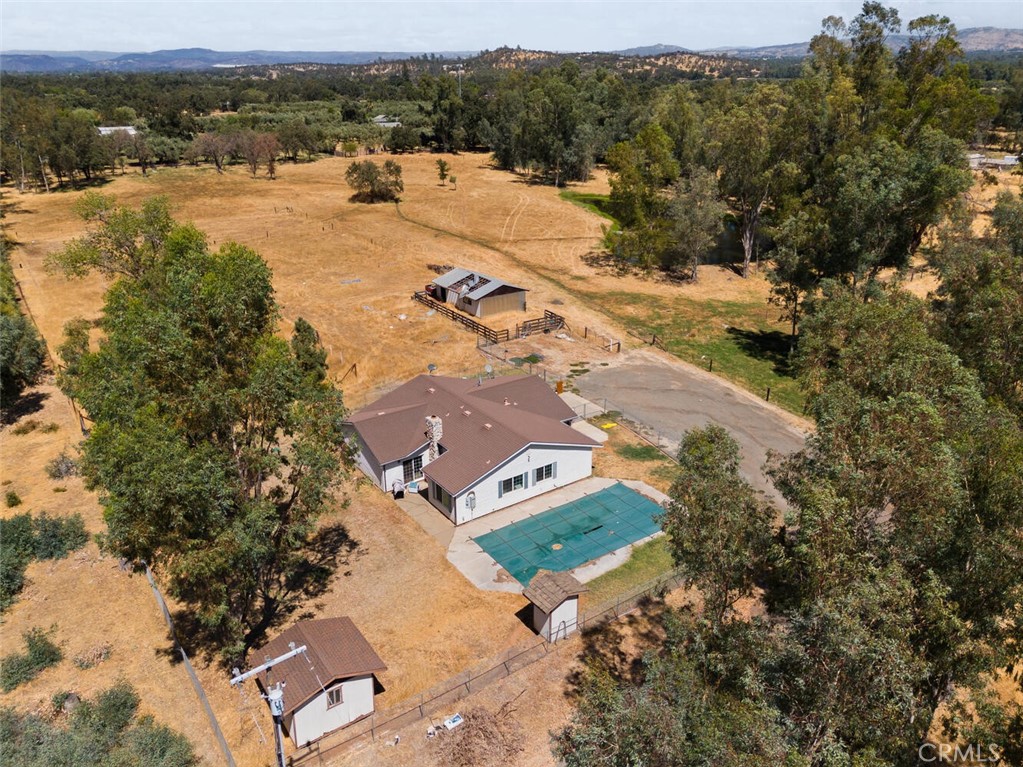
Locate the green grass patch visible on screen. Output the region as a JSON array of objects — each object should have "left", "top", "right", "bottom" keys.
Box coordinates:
[
  {"left": 587, "top": 290, "right": 805, "bottom": 415},
  {"left": 559, "top": 190, "right": 619, "bottom": 226},
  {"left": 584, "top": 537, "right": 674, "bottom": 610},
  {"left": 615, "top": 444, "right": 667, "bottom": 462}
]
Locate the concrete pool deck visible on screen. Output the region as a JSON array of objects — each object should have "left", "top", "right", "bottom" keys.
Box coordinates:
[{"left": 396, "top": 476, "right": 669, "bottom": 593}]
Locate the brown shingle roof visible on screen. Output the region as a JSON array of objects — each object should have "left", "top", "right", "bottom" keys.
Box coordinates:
[
  {"left": 523, "top": 570, "right": 587, "bottom": 614},
  {"left": 346, "top": 375, "right": 598, "bottom": 494},
  {"left": 256, "top": 617, "right": 386, "bottom": 717}
]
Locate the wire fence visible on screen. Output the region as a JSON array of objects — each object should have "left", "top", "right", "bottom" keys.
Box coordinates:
[
  {"left": 289, "top": 568, "right": 685, "bottom": 766},
  {"left": 143, "top": 566, "right": 238, "bottom": 767},
  {"left": 477, "top": 340, "right": 680, "bottom": 464}
]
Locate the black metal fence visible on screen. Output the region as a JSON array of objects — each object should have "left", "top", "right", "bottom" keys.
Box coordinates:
[{"left": 288, "top": 569, "right": 685, "bottom": 766}]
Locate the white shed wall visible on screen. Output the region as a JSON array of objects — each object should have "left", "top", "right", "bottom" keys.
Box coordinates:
[
  {"left": 427, "top": 444, "right": 593, "bottom": 524},
  {"left": 288, "top": 674, "right": 376, "bottom": 747},
  {"left": 532, "top": 596, "right": 580, "bottom": 641}
]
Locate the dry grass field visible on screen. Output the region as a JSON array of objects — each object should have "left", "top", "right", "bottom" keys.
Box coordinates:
[
  {"left": 2, "top": 153, "right": 698, "bottom": 767},
  {"left": 4, "top": 154, "right": 1019, "bottom": 766}
]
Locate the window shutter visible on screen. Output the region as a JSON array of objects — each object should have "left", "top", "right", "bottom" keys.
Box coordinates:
[
  {"left": 498, "top": 480, "right": 504, "bottom": 498},
  {"left": 553, "top": 462, "right": 558, "bottom": 480}
]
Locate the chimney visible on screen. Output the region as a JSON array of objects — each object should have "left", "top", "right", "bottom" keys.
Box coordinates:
[{"left": 425, "top": 415, "right": 443, "bottom": 461}]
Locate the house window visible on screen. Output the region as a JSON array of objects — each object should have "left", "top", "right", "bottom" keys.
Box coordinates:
[
  {"left": 433, "top": 482, "right": 452, "bottom": 511},
  {"left": 326, "top": 685, "right": 343, "bottom": 708},
  {"left": 402, "top": 455, "right": 423, "bottom": 484},
  {"left": 534, "top": 463, "right": 555, "bottom": 483},
  {"left": 500, "top": 473, "right": 526, "bottom": 496}
]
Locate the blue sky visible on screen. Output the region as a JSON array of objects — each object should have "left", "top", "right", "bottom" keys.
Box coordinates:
[{"left": 2, "top": 1, "right": 1020, "bottom": 53}]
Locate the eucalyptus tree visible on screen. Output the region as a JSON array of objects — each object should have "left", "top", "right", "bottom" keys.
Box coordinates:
[{"left": 53, "top": 197, "right": 353, "bottom": 660}]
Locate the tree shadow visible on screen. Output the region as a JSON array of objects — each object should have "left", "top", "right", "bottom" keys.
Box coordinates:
[
  {"left": 170, "top": 523, "right": 363, "bottom": 667},
  {"left": 580, "top": 249, "right": 635, "bottom": 277},
  {"left": 53, "top": 177, "right": 113, "bottom": 193},
  {"left": 1, "top": 390, "right": 50, "bottom": 426},
  {"left": 563, "top": 594, "right": 669, "bottom": 699},
  {"left": 725, "top": 327, "right": 794, "bottom": 377}
]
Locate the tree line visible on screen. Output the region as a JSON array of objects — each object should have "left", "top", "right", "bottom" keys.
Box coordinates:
[
  {"left": 550, "top": 6, "right": 1023, "bottom": 763},
  {"left": 2, "top": 16, "right": 1018, "bottom": 195},
  {"left": 555, "top": 181, "right": 1023, "bottom": 767}
]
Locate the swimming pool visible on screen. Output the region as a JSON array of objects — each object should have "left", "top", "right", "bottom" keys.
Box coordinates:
[{"left": 473, "top": 482, "right": 664, "bottom": 586}]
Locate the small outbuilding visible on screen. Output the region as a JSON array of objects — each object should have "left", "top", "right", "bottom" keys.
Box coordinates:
[
  {"left": 427, "top": 267, "right": 527, "bottom": 318},
  {"left": 97, "top": 125, "right": 137, "bottom": 136},
  {"left": 256, "top": 617, "right": 386, "bottom": 748},
  {"left": 523, "top": 570, "right": 587, "bottom": 642}
]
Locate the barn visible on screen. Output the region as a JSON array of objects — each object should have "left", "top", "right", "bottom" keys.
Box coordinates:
[
  {"left": 256, "top": 617, "right": 386, "bottom": 748},
  {"left": 427, "top": 267, "right": 527, "bottom": 318}
]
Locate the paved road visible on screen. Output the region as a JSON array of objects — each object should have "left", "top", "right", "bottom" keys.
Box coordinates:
[{"left": 576, "top": 351, "right": 807, "bottom": 508}]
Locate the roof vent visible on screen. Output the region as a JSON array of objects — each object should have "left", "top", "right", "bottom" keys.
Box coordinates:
[
  {"left": 503, "top": 398, "right": 510, "bottom": 405},
  {"left": 463, "top": 410, "right": 472, "bottom": 416},
  {"left": 427, "top": 387, "right": 436, "bottom": 393},
  {"left": 377, "top": 411, "right": 386, "bottom": 416},
  {"left": 484, "top": 423, "right": 492, "bottom": 429}
]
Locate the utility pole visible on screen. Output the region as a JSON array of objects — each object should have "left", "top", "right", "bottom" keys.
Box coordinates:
[
  {"left": 443, "top": 63, "right": 465, "bottom": 98},
  {"left": 231, "top": 643, "right": 308, "bottom": 767}
]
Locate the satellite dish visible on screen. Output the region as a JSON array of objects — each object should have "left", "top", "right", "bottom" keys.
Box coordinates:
[
  {"left": 484, "top": 364, "right": 493, "bottom": 377},
  {"left": 427, "top": 363, "right": 438, "bottom": 374}
]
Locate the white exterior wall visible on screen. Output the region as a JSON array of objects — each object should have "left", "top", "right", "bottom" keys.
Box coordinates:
[
  {"left": 350, "top": 434, "right": 385, "bottom": 487},
  {"left": 348, "top": 429, "right": 430, "bottom": 492},
  {"left": 428, "top": 444, "right": 593, "bottom": 524},
  {"left": 532, "top": 596, "right": 580, "bottom": 641},
  {"left": 287, "top": 674, "right": 376, "bottom": 748}
]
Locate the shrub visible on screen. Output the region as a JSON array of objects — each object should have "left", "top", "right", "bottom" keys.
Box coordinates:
[
  {"left": 73, "top": 643, "right": 112, "bottom": 670},
  {"left": 5, "top": 490, "right": 22, "bottom": 507},
  {"left": 0, "top": 513, "right": 89, "bottom": 612},
  {"left": 33, "top": 513, "right": 88, "bottom": 560},
  {"left": 45, "top": 451, "right": 78, "bottom": 480},
  {"left": 41, "top": 422, "right": 60, "bottom": 433},
  {"left": 3, "top": 683, "right": 196, "bottom": 767},
  {"left": 11, "top": 419, "right": 41, "bottom": 435},
  {"left": 109, "top": 714, "right": 196, "bottom": 766},
  {"left": 0, "top": 546, "right": 28, "bottom": 612},
  {"left": 0, "top": 627, "right": 63, "bottom": 692},
  {"left": 1, "top": 513, "right": 36, "bottom": 560}
]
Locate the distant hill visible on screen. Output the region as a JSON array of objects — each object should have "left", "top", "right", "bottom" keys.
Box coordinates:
[
  {"left": 613, "top": 43, "right": 691, "bottom": 57},
  {"left": 702, "top": 26, "right": 1023, "bottom": 58},
  {"left": 0, "top": 47, "right": 477, "bottom": 73},
  {"left": 2, "top": 27, "right": 1019, "bottom": 74}
]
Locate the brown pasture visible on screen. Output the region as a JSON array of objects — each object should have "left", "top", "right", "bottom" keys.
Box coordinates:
[{"left": 4, "top": 154, "right": 1018, "bottom": 766}]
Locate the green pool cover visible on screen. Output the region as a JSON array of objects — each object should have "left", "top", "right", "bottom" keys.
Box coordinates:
[{"left": 473, "top": 483, "right": 663, "bottom": 586}]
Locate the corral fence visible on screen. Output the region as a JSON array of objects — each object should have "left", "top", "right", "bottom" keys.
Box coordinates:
[
  {"left": 515, "top": 309, "right": 565, "bottom": 338},
  {"left": 143, "top": 566, "right": 237, "bottom": 767},
  {"left": 288, "top": 569, "right": 685, "bottom": 766},
  {"left": 412, "top": 290, "right": 509, "bottom": 344}
]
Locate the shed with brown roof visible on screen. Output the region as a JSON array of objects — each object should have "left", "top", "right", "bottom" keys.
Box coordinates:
[
  {"left": 523, "top": 570, "right": 587, "bottom": 641},
  {"left": 255, "top": 617, "right": 386, "bottom": 747}
]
